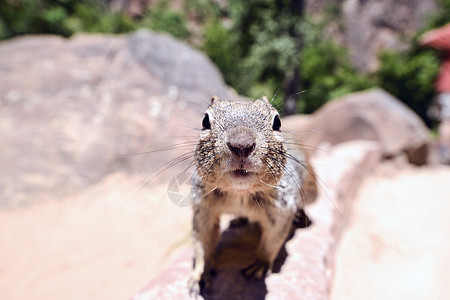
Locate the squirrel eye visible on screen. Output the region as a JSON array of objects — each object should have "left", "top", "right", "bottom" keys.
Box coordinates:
[
  {"left": 202, "top": 113, "right": 211, "bottom": 130},
  {"left": 272, "top": 114, "right": 281, "bottom": 131}
]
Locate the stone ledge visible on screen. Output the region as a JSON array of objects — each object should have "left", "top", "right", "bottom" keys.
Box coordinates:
[{"left": 133, "top": 140, "right": 382, "bottom": 299}]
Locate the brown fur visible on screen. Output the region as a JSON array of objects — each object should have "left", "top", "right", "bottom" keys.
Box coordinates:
[{"left": 188, "top": 97, "right": 317, "bottom": 296}]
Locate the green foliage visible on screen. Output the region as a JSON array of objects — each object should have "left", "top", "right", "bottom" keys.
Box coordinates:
[
  {"left": 0, "top": 0, "right": 136, "bottom": 39},
  {"left": 0, "top": 0, "right": 208, "bottom": 43},
  {"left": 70, "top": 2, "right": 136, "bottom": 34},
  {"left": 0, "top": 0, "right": 194, "bottom": 40},
  {"left": 202, "top": 20, "right": 254, "bottom": 94},
  {"left": 300, "top": 39, "right": 373, "bottom": 113},
  {"left": 202, "top": 4, "right": 371, "bottom": 113},
  {"left": 141, "top": 0, "right": 190, "bottom": 39},
  {"left": 0, "top": 0, "right": 53, "bottom": 37},
  {"left": 0, "top": 17, "right": 7, "bottom": 39},
  {"left": 377, "top": 48, "right": 440, "bottom": 123},
  {"left": 184, "top": 0, "right": 222, "bottom": 23},
  {"left": 324, "top": 2, "right": 342, "bottom": 19},
  {"left": 202, "top": 21, "right": 234, "bottom": 75},
  {"left": 426, "top": 0, "right": 450, "bottom": 29},
  {"left": 201, "top": 0, "right": 448, "bottom": 120},
  {"left": 226, "top": 0, "right": 303, "bottom": 95}
]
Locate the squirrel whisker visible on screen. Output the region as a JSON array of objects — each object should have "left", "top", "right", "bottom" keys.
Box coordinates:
[{"left": 259, "top": 178, "right": 281, "bottom": 189}]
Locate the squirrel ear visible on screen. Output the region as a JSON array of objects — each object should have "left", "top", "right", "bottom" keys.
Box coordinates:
[
  {"left": 261, "top": 96, "right": 269, "bottom": 103},
  {"left": 211, "top": 95, "right": 220, "bottom": 104}
]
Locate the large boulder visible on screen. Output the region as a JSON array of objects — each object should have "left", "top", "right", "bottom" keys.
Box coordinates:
[
  {"left": 283, "top": 88, "right": 431, "bottom": 165},
  {"left": 0, "top": 29, "right": 232, "bottom": 207}
]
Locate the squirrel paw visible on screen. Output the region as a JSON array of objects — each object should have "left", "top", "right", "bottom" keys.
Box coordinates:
[
  {"left": 241, "top": 258, "right": 271, "bottom": 280},
  {"left": 188, "top": 269, "right": 215, "bottom": 298},
  {"left": 187, "top": 275, "right": 202, "bottom": 298}
]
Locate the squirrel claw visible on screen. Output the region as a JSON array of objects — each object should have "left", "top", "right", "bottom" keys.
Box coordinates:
[{"left": 241, "top": 258, "right": 271, "bottom": 280}]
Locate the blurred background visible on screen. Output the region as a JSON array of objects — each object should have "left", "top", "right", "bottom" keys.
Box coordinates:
[
  {"left": 1, "top": 0, "right": 450, "bottom": 299},
  {"left": 2, "top": 0, "right": 450, "bottom": 120}
]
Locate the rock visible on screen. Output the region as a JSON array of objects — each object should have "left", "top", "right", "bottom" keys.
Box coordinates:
[
  {"left": 305, "top": 0, "right": 438, "bottom": 72},
  {"left": 133, "top": 140, "right": 382, "bottom": 299},
  {"left": 341, "top": 0, "right": 437, "bottom": 72},
  {"left": 0, "top": 29, "right": 232, "bottom": 207},
  {"left": 0, "top": 172, "right": 193, "bottom": 300},
  {"left": 331, "top": 165, "right": 450, "bottom": 300},
  {"left": 283, "top": 88, "right": 431, "bottom": 165}
]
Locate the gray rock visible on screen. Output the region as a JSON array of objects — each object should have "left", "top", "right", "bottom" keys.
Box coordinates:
[
  {"left": 342, "top": 0, "right": 437, "bottom": 72},
  {"left": 304, "top": 0, "right": 438, "bottom": 72},
  {"left": 0, "top": 30, "right": 232, "bottom": 207},
  {"left": 284, "top": 88, "right": 431, "bottom": 165}
]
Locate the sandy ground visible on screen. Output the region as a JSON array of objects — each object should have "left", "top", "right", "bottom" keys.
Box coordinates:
[
  {"left": 331, "top": 164, "right": 450, "bottom": 300},
  {"left": 0, "top": 172, "right": 192, "bottom": 300}
]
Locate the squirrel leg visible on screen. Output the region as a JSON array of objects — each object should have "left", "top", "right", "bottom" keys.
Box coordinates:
[
  {"left": 188, "top": 206, "right": 220, "bottom": 296},
  {"left": 242, "top": 210, "right": 293, "bottom": 279}
]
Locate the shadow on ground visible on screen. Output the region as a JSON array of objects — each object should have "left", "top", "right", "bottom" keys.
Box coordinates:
[{"left": 200, "top": 212, "right": 312, "bottom": 300}]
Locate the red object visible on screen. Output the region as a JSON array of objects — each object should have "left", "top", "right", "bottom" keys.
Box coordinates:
[
  {"left": 436, "top": 59, "right": 450, "bottom": 93},
  {"left": 421, "top": 23, "right": 450, "bottom": 92},
  {"left": 421, "top": 23, "right": 450, "bottom": 50}
]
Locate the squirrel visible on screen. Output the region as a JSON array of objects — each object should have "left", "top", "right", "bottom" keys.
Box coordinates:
[{"left": 188, "top": 96, "right": 318, "bottom": 296}]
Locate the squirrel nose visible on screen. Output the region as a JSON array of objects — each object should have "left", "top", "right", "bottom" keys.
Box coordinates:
[{"left": 227, "top": 141, "right": 256, "bottom": 158}]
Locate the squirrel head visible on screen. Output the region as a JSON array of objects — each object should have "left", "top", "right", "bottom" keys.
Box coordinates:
[{"left": 195, "top": 96, "right": 286, "bottom": 192}]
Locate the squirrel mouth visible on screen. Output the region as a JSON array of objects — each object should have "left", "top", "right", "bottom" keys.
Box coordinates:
[{"left": 232, "top": 169, "right": 252, "bottom": 178}]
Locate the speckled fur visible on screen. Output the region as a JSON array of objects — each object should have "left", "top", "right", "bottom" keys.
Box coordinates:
[{"left": 188, "top": 97, "right": 317, "bottom": 296}]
